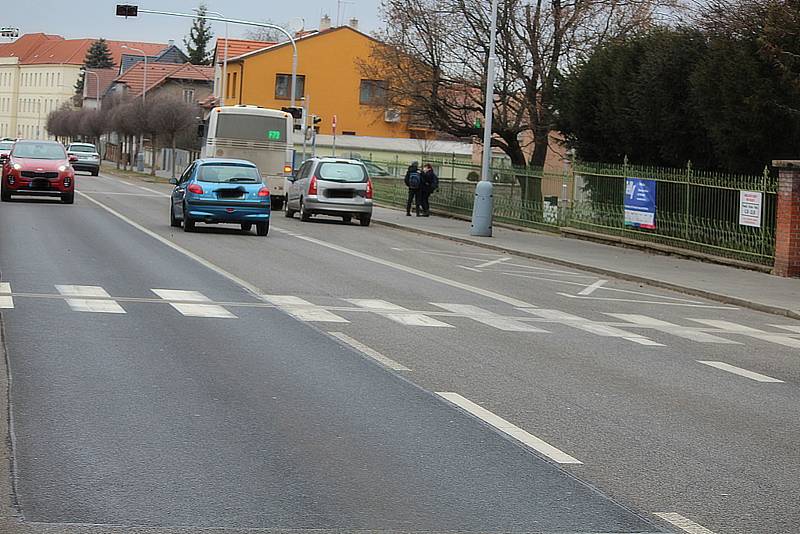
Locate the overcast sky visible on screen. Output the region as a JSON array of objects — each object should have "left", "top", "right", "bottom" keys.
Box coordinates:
[{"left": 4, "top": 0, "right": 382, "bottom": 45}]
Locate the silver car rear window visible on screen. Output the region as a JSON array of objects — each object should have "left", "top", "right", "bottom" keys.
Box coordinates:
[{"left": 317, "top": 162, "right": 367, "bottom": 183}]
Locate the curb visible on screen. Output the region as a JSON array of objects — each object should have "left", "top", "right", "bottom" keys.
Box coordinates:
[{"left": 372, "top": 218, "right": 800, "bottom": 320}]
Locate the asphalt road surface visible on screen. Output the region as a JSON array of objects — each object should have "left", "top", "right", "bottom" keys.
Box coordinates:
[{"left": 0, "top": 171, "right": 798, "bottom": 534}]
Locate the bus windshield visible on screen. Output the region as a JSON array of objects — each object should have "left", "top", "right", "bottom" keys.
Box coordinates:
[{"left": 215, "top": 114, "right": 288, "bottom": 142}]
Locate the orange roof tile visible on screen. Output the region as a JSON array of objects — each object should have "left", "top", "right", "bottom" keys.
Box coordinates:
[
  {"left": 0, "top": 33, "right": 168, "bottom": 66},
  {"left": 114, "top": 62, "right": 214, "bottom": 97},
  {"left": 83, "top": 68, "right": 119, "bottom": 99},
  {"left": 214, "top": 38, "right": 275, "bottom": 64}
]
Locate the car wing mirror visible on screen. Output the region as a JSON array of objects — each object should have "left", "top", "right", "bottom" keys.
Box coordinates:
[
  {"left": 169, "top": 178, "right": 178, "bottom": 185},
  {"left": 0, "top": 154, "right": 8, "bottom": 163}
]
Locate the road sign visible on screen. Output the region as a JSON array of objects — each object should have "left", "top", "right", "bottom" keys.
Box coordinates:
[
  {"left": 332, "top": 114, "right": 337, "bottom": 130},
  {"left": 739, "top": 190, "right": 763, "bottom": 227},
  {"left": 624, "top": 178, "right": 656, "bottom": 229}
]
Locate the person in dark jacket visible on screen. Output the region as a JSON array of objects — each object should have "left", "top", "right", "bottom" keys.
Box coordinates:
[
  {"left": 419, "top": 163, "right": 438, "bottom": 217},
  {"left": 404, "top": 161, "right": 422, "bottom": 216}
]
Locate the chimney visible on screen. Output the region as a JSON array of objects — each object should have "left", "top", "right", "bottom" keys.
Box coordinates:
[
  {"left": 320, "top": 14, "right": 331, "bottom": 31},
  {"left": 348, "top": 17, "right": 359, "bottom": 30},
  {"left": 168, "top": 39, "right": 174, "bottom": 47}
]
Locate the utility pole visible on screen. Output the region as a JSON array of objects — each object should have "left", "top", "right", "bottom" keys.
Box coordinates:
[{"left": 469, "top": 0, "right": 499, "bottom": 237}]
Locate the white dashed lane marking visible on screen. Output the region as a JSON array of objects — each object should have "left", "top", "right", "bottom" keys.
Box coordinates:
[
  {"left": 697, "top": 361, "right": 784, "bottom": 383},
  {"left": 0, "top": 282, "right": 13, "bottom": 309},
  {"left": 653, "top": 512, "right": 717, "bottom": 534},
  {"left": 56, "top": 285, "right": 126, "bottom": 314},
  {"left": 690, "top": 319, "right": 800, "bottom": 349},
  {"left": 437, "top": 392, "right": 583, "bottom": 465},
  {"left": 346, "top": 299, "right": 454, "bottom": 328},
  {"left": 607, "top": 314, "right": 740, "bottom": 344},
  {"left": 263, "top": 295, "right": 349, "bottom": 323},
  {"left": 431, "top": 303, "right": 548, "bottom": 332},
  {"left": 521, "top": 308, "right": 664, "bottom": 346},
  {"left": 329, "top": 332, "right": 411, "bottom": 371},
  {"left": 151, "top": 289, "right": 237, "bottom": 319}
]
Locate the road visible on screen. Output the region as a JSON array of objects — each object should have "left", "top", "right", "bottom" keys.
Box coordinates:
[{"left": 0, "top": 171, "right": 798, "bottom": 533}]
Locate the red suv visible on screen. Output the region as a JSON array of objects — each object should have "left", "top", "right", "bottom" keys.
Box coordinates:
[{"left": 1, "top": 140, "right": 76, "bottom": 204}]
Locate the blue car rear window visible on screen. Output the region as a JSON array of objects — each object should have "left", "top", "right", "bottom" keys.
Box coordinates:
[{"left": 197, "top": 164, "right": 261, "bottom": 183}]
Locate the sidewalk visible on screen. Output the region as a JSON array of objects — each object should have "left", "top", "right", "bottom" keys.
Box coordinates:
[{"left": 371, "top": 205, "right": 800, "bottom": 319}]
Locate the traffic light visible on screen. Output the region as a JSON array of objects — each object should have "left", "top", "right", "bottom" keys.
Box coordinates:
[
  {"left": 281, "top": 106, "right": 303, "bottom": 120},
  {"left": 312, "top": 115, "right": 322, "bottom": 126},
  {"left": 115, "top": 4, "right": 139, "bottom": 17}
]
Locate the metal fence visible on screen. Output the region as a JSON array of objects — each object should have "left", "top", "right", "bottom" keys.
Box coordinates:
[{"left": 370, "top": 157, "right": 777, "bottom": 266}]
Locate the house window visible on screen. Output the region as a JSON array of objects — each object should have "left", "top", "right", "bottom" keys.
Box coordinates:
[
  {"left": 183, "top": 89, "right": 195, "bottom": 103},
  {"left": 359, "top": 79, "right": 387, "bottom": 106},
  {"left": 225, "top": 72, "right": 231, "bottom": 98},
  {"left": 274, "top": 74, "right": 305, "bottom": 100},
  {"left": 231, "top": 72, "right": 238, "bottom": 98}
]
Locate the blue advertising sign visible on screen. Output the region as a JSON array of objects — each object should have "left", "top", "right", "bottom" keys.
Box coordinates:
[{"left": 624, "top": 178, "right": 656, "bottom": 229}]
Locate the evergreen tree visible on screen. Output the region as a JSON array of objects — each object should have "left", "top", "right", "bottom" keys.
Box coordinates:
[
  {"left": 184, "top": 3, "right": 214, "bottom": 65},
  {"left": 74, "top": 39, "right": 115, "bottom": 102}
]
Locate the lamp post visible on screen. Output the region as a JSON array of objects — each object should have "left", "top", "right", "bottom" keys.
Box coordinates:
[
  {"left": 82, "top": 68, "right": 101, "bottom": 109},
  {"left": 204, "top": 10, "right": 229, "bottom": 104},
  {"left": 115, "top": 6, "right": 300, "bottom": 107},
  {"left": 469, "top": 0, "right": 499, "bottom": 237},
  {"left": 121, "top": 45, "right": 147, "bottom": 103}
]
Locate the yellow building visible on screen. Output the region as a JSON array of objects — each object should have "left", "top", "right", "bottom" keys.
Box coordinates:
[{"left": 222, "top": 27, "right": 413, "bottom": 139}]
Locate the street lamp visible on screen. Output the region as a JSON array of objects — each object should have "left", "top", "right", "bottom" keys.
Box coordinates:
[
  {"left": 204, "top": 9, "right": 229, "bottom": 104},
  {"left": 81, "top": 68, "right": 101, "bottom": 109},
  {"left": 115, "top": 5, "right": 300, "bottom": 107},
  {"left": 121, "top": 44, "right": 147, "bottom": 103},
  {"left": 470, "top": 0, "right": 499, "bottom": 237}
]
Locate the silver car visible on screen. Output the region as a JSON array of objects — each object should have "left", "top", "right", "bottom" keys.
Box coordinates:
[
  {"left": 285, "top": 157, "right": 373, "bottom": 226},
  {"left": 66, "top": 142, "right": 101, "bottom": 176}
]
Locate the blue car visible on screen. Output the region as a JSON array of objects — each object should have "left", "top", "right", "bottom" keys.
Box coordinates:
[{"left": 170, "top": 158, "right": 271, "bottom": 236}]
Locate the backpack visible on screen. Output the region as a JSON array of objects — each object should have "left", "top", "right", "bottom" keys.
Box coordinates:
[
  {"left": 429, "top": 172, "right": 439, "bottom": 191},
  {"left": 407, "top": 171, "right": 421, "bottom": 190}
]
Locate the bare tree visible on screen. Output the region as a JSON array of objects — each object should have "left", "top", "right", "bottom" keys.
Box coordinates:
[
  {"left": 243, "top": 20, "right": 289, "bottom": 42},
  {"left": 149, "top": 94, "right": 198, "bottom": 178},
  {"left": 366, "top": 0, "right": 673, "bottom": 200}
]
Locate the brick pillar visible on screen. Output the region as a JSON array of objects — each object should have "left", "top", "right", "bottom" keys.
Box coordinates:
[{"left": 773, "top": 160, "right": 800, "bottom": 277}]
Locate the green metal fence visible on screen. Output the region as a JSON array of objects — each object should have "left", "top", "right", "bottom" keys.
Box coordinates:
[{"left": 369, "top": 157, "right": 777, "bottom": 266}]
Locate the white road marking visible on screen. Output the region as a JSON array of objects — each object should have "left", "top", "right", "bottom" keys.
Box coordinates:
[
  {"left": 346, "top": 299, "right": 454, "bottom": 327},
  {"left": 521, "top": 309, "right": 663, "bottom": 346},
  {"left": 0, "top": 282, "right": 13, "bottom": 309},
  {"left": 55, "top": 285, "right": 126, "bottom": 314},
  {"left": 474, "top": 257, "right": 510, "bottom": 269},
  {"left": 690, "top": 319, "right": 800, "bottom": 349},
  {"left": 290, "top": 233, "right": 538, "bottom": 308},
  {"left": 77, "top": 192, "right": 266, "bottom": 299},
  {"left": 431, "top": 303, "right": 548, "bottom": 332},
  {"left": 152, "top": 289, "right": 237, "bottom": 318},
  {"left": 653, "top": 512, "right": 717, "bottom": 534},
  {"left": 577, "top": 279, "right": 607, "bottom": 295},
  {"left": 607, "top": 314, "right": 740, "bottom": 344},
  {"left": 436, "top": 392, "right": 582, "bottom": 464},
  {"left": 263, "top": 295, "right": 349, "bottom": 323},
  {"left": 457, "top": 265, "right": 484, "bottom": 273},
  {"left": 329, "top": 332, "right": 411, "bottom": 371},
  {"left": 559, "top": 293, "right": 737, "bottom": 309},
  {"left": 770, "top": 324, "right": 800, "bottom": 334},
  {"left": 697, "top": 361, "right": 784, "bottom": 383},
  {"left": 78, "top": 191, "right": 163, "bottom": 197}
]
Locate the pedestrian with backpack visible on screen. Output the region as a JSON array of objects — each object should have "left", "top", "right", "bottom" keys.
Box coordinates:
[
  {"left": 419, "top": 163, "right": 438, "bottom": 217},
  {"left": 404, "top": 161, "right": 422, "bottom": 216}
]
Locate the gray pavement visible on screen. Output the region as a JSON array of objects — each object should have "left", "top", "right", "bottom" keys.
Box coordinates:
[
  {"left": 2, "top": 169, "right": 800, "bottom": 534},
  {"left": 0, "top": 176, "right": 664, "bottom": 532},
  {"left": 369, "top": 206, "right": 800, "bottom": 318}
]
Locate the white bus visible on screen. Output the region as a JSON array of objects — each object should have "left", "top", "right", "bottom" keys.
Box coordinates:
[{"left": 201, "top": 106, "right": 294, "bottom": 210}]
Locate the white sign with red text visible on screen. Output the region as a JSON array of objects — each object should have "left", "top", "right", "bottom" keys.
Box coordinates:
[{"left": 739, "top": 191, "right": 763, "bottom": 227}]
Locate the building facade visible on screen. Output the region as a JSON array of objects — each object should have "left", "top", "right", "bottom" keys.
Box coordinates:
[
  {"left": 0, "top": 33, "right": 166, "bottom": 139},
  {"left": 221, "top": 27, "right": 416, "bottom": 139}
]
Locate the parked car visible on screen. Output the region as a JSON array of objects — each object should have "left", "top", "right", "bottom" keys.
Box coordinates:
[
  {"left": 285, "top": 157, "right": 373, "bottom": 226},
  {"left": 169, "top": 158, "right": 271, "bottom": 236},
  {"left": 0, "top": 140, "right": 13, "bottom": 160},
  {"left": 361, "top": 160, "right": 392, "bottom": 178},
  {"left": 0, "top": 140, "right": 76, "bottom": 203},
  {"left": 66, "top": 142, "right": 101, "bottom": 176}
]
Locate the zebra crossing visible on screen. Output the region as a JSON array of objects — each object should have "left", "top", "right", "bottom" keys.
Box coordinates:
[{"left": 1, "top": 282, "right": 800, "bottom": 349}]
